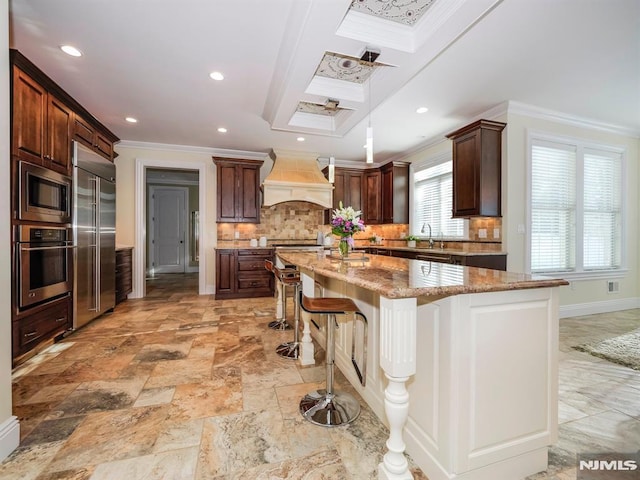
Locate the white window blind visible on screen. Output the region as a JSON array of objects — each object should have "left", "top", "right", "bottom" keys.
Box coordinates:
[
  {"left": 583, "top": 148, "right": 622, "bottom": 270},
  {"left": 413, "top": 161, "right": 464, "bottom": 238},
  {"left": 530, "top": 137, "right": 623, "bottom": 274}
]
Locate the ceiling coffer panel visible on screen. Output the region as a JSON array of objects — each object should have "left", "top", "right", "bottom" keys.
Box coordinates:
[
  {"left": 314, "top": 52, "right": 378, "bottom": 84},
  {"left": 348, "top": 0, "right": 436, "bottom": 26}
]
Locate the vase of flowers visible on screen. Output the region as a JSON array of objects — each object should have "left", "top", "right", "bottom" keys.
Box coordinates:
[{"left": 331, "top": 202, "right": 365, "bottom": 259}]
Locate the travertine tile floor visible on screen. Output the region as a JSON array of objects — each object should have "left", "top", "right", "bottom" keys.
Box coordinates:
[{"left": 2, "top": 273, "right": 639, "bottom": 480}]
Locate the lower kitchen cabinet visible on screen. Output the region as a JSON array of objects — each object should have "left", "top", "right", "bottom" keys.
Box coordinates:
[
  {"left": 215, "top": 248, "right": 274, "bottom": 299},
  {"left": 12, "top": 294, "right": 72, "bottom": 361},
  {"left": 115, "top": 247, "right": 133, "bottom": 304}
]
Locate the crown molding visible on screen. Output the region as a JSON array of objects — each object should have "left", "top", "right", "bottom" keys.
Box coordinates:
[
  {"left": 506, "top": 101, "right": 640, "bottom": 138},
  {"left": 116, "top": 140, "right": 270, "bottom": 160}
]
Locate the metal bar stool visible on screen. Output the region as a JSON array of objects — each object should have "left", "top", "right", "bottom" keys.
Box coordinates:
[
  {"left": 298, "top": 292, "right": 368, "bottom": 427},
  {"left": 274, "top": 266, "right": 302, "bottom": 359},
  {"left": 265, "top": 259, "right": 292, "bottom": 330}
]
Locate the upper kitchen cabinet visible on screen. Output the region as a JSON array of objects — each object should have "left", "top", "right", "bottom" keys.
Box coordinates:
[
  {"left": 73, "top": 115, "right": 115, "bottom": 161},
  {"left": 446, "top": 119, "right": 506, "bottom": 217},
  {"left": 213, "top": 157, "right": 264, "bottom": 223},
  {"left": 322, "top": 166, "right": 363, "bottom": 223},
  {"left": 381, "top": 161, "right": 409, "bottom": 224},
  {"left": 12, "top": 66, "right": 73, "bottom": 175},
  {"left": 363, "top": 169, "right": 382, "bottom": 224},
  {"left": 10, "top": 50, "right": 119, "bottom": 173}
]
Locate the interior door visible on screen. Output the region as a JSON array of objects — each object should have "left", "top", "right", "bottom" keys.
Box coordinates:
[{"left": 150, "top": 186, "right": 187, "bottom": 274}]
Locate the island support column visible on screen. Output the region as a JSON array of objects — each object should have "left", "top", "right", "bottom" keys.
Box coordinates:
[
  {"left": 378, "top": 296, "right": 417, "bottom": 480},
  {"left": 298, "top": 271, "right": 316, "bottom": 365}
]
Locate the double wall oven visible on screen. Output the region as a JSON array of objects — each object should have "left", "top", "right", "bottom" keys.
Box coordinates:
[{"left": 15, "top": 162, "right": 73, "bottom": 310}]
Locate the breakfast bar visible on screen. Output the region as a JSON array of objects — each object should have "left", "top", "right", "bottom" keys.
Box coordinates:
[{"left": 276, "top": 250, "right": 568, "bottom": 480}]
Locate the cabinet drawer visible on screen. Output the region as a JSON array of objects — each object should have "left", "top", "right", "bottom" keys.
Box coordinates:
[
  {"left": 14, "top": 297, "right": 70, "bottom": 355},
  {"left": 237, "top": 249, "right": 273, "bottom": 256},
  {"left": 237, "top": 275, "right": 271, "bottom": 291},
  {"left": 238, "top": 258, "right": 271, "bottom": 271}
]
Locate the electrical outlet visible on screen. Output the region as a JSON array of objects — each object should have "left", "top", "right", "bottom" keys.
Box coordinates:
[
  {"left": 234, "top": 231, "right": 240, "bottom": 239},
  {"left": 517, "top": 224, "right": 525, "bottom": 234},
  {"left": 493, "top": 228, "right": 500, "bottom": 239},
  {"left": 478, "top": 228, "right": 487, "bottom": 238}
]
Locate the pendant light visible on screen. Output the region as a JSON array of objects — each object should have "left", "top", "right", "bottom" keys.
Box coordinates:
[{"left": 362, "top": 48, "right": 379, "bottom": 164}]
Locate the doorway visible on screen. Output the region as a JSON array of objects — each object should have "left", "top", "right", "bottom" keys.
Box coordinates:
[
  {"left": 134, "top": 162, "right": 206, "bottom": 298},
  {"left": 148, "top": 185, "right": 188, "bottom": 275}
]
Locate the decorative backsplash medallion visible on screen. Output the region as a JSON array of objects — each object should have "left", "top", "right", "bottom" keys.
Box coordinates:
[{"left": 349, "top": 0, "right": 436, "bottom": 26}]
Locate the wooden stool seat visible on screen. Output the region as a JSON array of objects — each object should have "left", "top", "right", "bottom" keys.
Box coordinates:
[{"left": 300, "top": 296, "right": 359, "bottom": 315}]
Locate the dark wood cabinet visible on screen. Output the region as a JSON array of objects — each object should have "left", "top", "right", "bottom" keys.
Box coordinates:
[
  {"left": 12, "top": 295, "right": 71, "bottom": 360},
  {"left": 12, "top": 66, "right": 73, "bottom": 175},
  {"left": 115, "top": 248, "right": 133, "bottom": 304},
  {"left": 215, "top": 248, "right": 274, "bottom": 299},
  {"left": 213, "top": 158, "right": 263, "bottom": 223},
  {"left": 363, "top": 169, "right": 382, "bottom": 224},
  {"left": 74, "top": 115, "right": 114, "bottom": 161},
  {"left": 324, "top": 162, "right": 408, "bottom": 225},
  {"left": 11, "top": 51, "right": 119, "bottom": 172},
  {"left": 446, "top": 119, "right": 506, "bottom": 218},
  {"left": 323, "top": 167, "right": 363, "bottom": 223},
  {"left": 381, "top": 161, "right": 409, "bottom": 224}
]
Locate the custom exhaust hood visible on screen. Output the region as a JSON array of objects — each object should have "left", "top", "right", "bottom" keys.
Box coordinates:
[{"left": 261, "top": 149, "right": 333, "bottom": 208}]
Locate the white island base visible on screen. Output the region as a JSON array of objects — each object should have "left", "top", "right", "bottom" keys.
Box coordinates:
[{"left": 300, "top": 273, "right": 559, "bottom": 480}]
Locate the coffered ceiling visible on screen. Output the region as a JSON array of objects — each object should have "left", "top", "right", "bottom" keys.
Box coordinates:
[{"left": 8, "top": 0, "right": 640, "bottom": 163}]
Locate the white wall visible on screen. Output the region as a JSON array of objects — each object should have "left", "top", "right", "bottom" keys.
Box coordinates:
[
  {"left": 1, "top": 0, "right": 20, "bottom": 461},
  {"left": 398, "top": 108, "right": 640, "bottom": 316},
  {"left": 114, "top": 144, "right": 220, "bottom": 295}
]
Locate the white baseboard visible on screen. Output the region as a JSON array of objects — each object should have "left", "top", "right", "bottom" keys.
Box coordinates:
[
  {"left": 560, "top": 297, "right": 640, "bottom": 318},
  {"left": 0, "top": 416, "right": 19, "bottom": 462}
]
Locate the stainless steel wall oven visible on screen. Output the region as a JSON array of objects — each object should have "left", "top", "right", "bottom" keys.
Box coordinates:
[
  {"left": 19, "top": 161, "right": 72, "bottom": 224},
  {"left": 16, "top": 225, "right": 73, "bottom": 309}
]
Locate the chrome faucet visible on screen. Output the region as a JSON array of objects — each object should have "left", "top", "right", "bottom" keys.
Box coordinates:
[{"left": 421, "top": 223, "right": 434, "bottom": 249}]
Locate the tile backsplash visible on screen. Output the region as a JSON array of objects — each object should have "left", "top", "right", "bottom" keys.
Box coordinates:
[{"left": 216, "top": 201, "right": 502, "bottom": 252}]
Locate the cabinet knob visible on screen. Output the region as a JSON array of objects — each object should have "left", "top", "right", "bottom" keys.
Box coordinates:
[{"left": 55, "top": 317, "right": 66, "bottom": 323}]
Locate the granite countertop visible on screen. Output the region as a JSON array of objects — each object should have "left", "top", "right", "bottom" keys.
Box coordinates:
[
  {"left": 215, "top": 240, "right": 505, "bottom": 256},
  {"left": 276, "top": 250, "right": 567, "bottom": 300},
  {"left": 356, "top": 246, "right": 506, "bottom": 256}
]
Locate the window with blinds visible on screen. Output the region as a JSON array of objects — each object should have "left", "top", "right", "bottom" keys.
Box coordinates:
[
  {"left": 413, "top": 160, "right": 464, "bottom": 238},
  {"left": 530, "top": 136, "right": 623, "bottom": 274}
]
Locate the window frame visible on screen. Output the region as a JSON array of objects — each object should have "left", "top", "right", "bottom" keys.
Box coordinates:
[
  {"left": 410, "top": 151, "right": 468, "bottom": 240},
  {"left": 526, "top": 130, "right": 627, "bottom": 280}
]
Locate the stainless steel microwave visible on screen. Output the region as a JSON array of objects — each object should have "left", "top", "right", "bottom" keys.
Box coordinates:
[{"left": 19, "top": 162, "right": 71, "bottom": 224}]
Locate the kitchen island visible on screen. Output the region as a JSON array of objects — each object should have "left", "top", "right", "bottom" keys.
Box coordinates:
[{"left": 276, "top": 250, "right": 567, "bottom": 480}]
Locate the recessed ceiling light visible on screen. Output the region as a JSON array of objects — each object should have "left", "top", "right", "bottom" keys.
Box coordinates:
[
  {"left": 217, "top": 127, "right": 227, "bottom": 133},
  {"left": 60, "top": 45, "right": 82, "bottom": 57},
  {"left": 209, "top": 71, "right": 224, "bottom": 81},
  {"left": 416, "top": 107, "right": 429, "bottom": 114},
  {"left": 297, "top": 137, "right": 305, "bottom": 142},
  {"left": 125, "top": 117, "right": 138, "bottom": 123}
]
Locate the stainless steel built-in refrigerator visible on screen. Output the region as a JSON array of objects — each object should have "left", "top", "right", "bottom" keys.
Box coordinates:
[{"left": 72, "top": 141, "right": 116, "bottom": 329}]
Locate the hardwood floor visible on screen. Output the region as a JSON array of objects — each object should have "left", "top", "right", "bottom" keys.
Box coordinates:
[{"left": 2, "top": 275, "right": 639, "bottom": 479}]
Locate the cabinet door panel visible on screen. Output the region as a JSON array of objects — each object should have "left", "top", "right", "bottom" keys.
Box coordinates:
[
  {"left": 48, "top": 96, "right": 72, "bottom": 174},
  {"left": 239, "top": 165, "right": 259, "bottom": 221},
  {"left": 348, "top": 173, "right": 363, "bottom": 211},
  {"left": 364, "top": 170, "right": 381, "bottom": 224},
  {"left": 453, "top": 133, "right": 479, "bottom": 215},
  {"left": 216, "top": 250, "right": 236, "bottom": 294},
  {"left": 217, "top": 164, "right": 238, "bottom": 222},
  {"left": 12, "top": 68, "right": 46, "bottom": 163}
]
